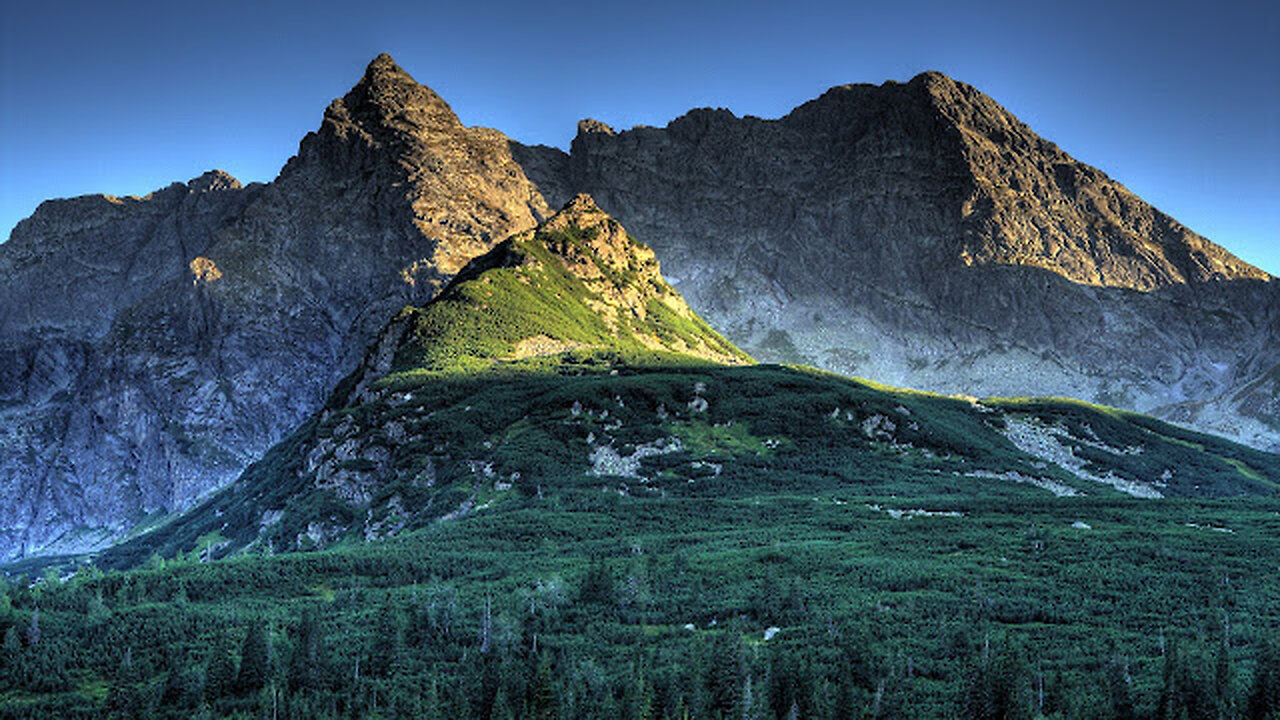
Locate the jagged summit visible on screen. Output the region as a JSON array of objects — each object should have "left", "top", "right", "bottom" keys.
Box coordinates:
[
  {"left": 550, "top": 192, "right": 605, "bottom": 217},
  {"left": 340, "top": 52, "right": 459, "bottom": 127},
  {"left": 929, "top": 79, "right": 1270, "bottom": 288},
  {"left": 910, "top": 69, "right": 952, "bottom": 84},
  {"left": 365, "top": 52, "right": 409, "bottom": 79},
  {"left": 4, "top": 55, "right": 1278, "bottom": 564},
  {"left": 281, "top": 52, "right": 550, "bottom": 289},
  {"left": 187, "top": 169, "right": 242, "bottom": 192},
  {"left": 561, "top": 66, "right": 1275, "bottom": 292},
  {"left": 577, "top": 118, "right": 616, "bottom": 136},
  {"left": 0, "top": 54, "right": 551, "bottom": 560},
  {"left": 756, "top": 72, "right": 1271, "bottom": 290}
]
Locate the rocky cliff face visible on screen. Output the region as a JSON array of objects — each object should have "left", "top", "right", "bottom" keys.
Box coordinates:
[
  {"left": 513, "top": 72, "right": 1279, "bottom": 450},
  {"left": 0, "top": 55, "right": 549, "bottom": 559}
]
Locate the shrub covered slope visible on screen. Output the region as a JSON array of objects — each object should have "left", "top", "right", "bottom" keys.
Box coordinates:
[{"left": 3, "top": 198, "right": 1278, "bottom": 719}]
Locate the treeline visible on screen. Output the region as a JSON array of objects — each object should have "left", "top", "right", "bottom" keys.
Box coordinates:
[{"left": 1, "top": 558, "right": 1278, "bottom": 720}]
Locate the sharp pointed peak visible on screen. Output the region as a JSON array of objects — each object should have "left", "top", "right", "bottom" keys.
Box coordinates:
[
  {"left": 537, "top": 195, "right": 634, "bottom": 252},
  {"left": 352, "top": 52, "right": 430, "bottom": 98},
  {"left": 331, "top": 53, "right": 458, "bottom": 127},
  {"left": 362, "top": 53, "right": 414, "bottom": 83}
]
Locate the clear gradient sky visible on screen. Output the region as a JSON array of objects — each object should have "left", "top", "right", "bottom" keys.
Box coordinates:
[{"left": 1, "top": 0, "right": 1276, "bottom": 274}]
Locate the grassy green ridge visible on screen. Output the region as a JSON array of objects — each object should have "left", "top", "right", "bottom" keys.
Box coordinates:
[
  {"left": 96, "top": 358, "right": 1279, "bottom": 569},
  {"left": 388, "top": 204, "right": 748, "bottom": 375}
]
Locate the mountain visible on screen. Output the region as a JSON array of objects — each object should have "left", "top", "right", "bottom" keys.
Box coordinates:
[
  {"left": 4, "top": 55, "right": 1277, "bottom": 563},
  {"left": 512, "top": 72, "right": 1279, "bottom": 451},
  {"left": 100, "top": 199, "right": 1278, "bottom": 565},
  {"left": 0, "top": 55, "right": 549, "bottom": 559}
]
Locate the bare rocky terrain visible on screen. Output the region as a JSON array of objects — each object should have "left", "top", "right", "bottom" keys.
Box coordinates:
[{"left": 0, "top": 55, "right": 1274, "bottom": 560}]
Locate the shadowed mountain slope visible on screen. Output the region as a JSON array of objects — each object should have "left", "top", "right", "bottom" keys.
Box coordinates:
[{"left": 0, "top": 55, "right": 549, "bottom": 559}]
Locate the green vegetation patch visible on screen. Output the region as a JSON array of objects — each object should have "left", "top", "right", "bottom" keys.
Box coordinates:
[{"left": 667, "top": 420, "right": 783, "bottom": 459}]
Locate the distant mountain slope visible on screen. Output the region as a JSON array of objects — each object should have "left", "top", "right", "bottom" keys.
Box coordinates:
[
  {"left": 0, "top": 55, "right": 549, "bottom": 560},
  {"left": 102, "top": 201, "right": 1277, "bottom": 566},
  {"left": 513, "top": 72, "right": 1278, "bottom": 450}
]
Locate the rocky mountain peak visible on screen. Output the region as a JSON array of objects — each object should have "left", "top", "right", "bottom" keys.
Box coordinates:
[
  {"left": 577, "top": 118, "right": 616, "bottom": 137},
  {"left": 535, "top": 193, "right": 663, "bottom": 288},
  {"left": 280, "top": 53, "right": 549, "bottom": 291},
  {"left": 186, "top": 169, "right": 242, "bottom": 192},
  {"left": 365, "top": 52, "right": 408, "bottom": 79},
  {"left": 519, "top": 67, "right": 1279, "bottom": 450},
  {"left": 923, "top": 75, "right": 1273, "bottom": 289},
  {"left": 784, "top": 69, "right": 1271, "bottom": 290},
  {"left": 4, "top": 56, "right": 1276, "bottom": 566},
  {"left": 377, "top": 195, "right": 750, "bottom": 377},
  {"left": 339, "top": 52, "right": 458, "bottom": 128},
  {"left": 0, "top": 54, "right": 552, "bottom": 560},
  {"left": 540, "top": 192, "right": 607, "bottom": 230}
]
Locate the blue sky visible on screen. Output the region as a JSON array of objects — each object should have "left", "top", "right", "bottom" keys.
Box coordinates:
[{"left": 2, "top": 0, "right": 1276, "bottom": 274}]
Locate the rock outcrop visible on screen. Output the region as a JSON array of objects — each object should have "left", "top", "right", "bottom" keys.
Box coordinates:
[
  {"left": 0, "top": 54, "right": 549, "bottom": 559},
  {"left": 514, "top": 72, "right": 1279, "bottom": 450}
]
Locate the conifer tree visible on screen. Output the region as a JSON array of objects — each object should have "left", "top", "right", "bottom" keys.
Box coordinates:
[
  {"left": 489, "top": 686, "right": 515, "bottom": 720},
  {"left": 1158, "top": 637, "right": 1180, "bottom": 720},
  {"left": 288, "top": 610, "right": 323, "bottom": 693},
  {"left": 480, "top": 594, "right": 493, "bottom": 655},
  {"left": 25, "top": 608, "right": 39, "bottom": 647},
  {"left": 622, "top": 660, "right": 655, "bottom": 720},
  {"left": 964, "top": 635, "right": 1032, "bottom": 720},
  {"left": 372, "top": 601, "right": 406, "bottom": 677},
  {"left": 422, "top": 677, "right": 442, "bottom": 720},
  {"left": 205, "top": 633, "right": 238, "bottom": 702},
  {"left": 529, "top": 653, "right": 558, "bottom": 720},
  {"left": 237, "top": 620, "right": 270, "bottom": 693},
  {"left": 673, "top": 694, "right": 690, "bottom": 720},
  {"left": 708, "top": 633, "right": 745, "bottom": 719},
  {"left": 579, "top": 560, "right": 615, "bottom": 607},
  {"left": 1248, "top": 633, "right": 1280, "bottom": 720},
  {"left": 105, "top": 646, "right": 144, "bottom": 719},
  {"left": 1106, "top": 655, "right": 1135, "bottom": 720},
  {"left": 0, "top": 626, "right": 19, "bottom": 693}
]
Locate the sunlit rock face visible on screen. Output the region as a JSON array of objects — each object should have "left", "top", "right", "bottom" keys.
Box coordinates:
[
  {"left": 0, "top": 55, "right": 549, "bottom": 559},
  {"left": 513, "top": 72, "right": 1278, "bottom": 451}
]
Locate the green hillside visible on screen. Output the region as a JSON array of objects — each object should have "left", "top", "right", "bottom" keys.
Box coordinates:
[
  {"left": 383, "top": 193, "right": 749, "bottom": 376},
  {"left": 99, "top": 359, "right": 1280, "bottom": 567},
  {"left": 3, "top": 198, "right": 1279, "bottom": 719}
]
